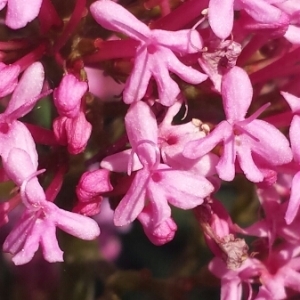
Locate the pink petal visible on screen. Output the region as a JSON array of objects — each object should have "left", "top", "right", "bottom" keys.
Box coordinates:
[
  {"left": 166, "top": 48, "right": 208, "bottom": 85},
  {"left": 123, "top": 47, "right": 152, "bottom": 104},
  {"left": 125, "top": 101, "right": 158, "bottom": 146},
  {"left": 50, "top": 203, "right": 100, "bottom": 240},
  {"left": 284, "top": 25, "right": 300, "bottom": 44},
  {"left": 151, "top": 165, "right": 213, "bottom": 209},
  {"left": 281, "top": 91, "right": 300, "bottom": 114},
  {"left": 151, "top": 53, "right": 181, "bottom": 106},
  {"left": 5, "top": 62, "right": 44, "bottom": 117},
  {"left": 6, "top": 0, "right": 43, "bottom": 29},
  {"left": 0, "top": 0, "right": 7, "bottom": 10},
  {"left": 285, "top": 171, "right": 300, "bottom": 224},
  {"left": 152, "top": 29, "right": 203, "bottom": 54},
  {"left": 244, "top": 119, "right": 292, "bottom": 166},
  {"left": 114, "top": 169, "right": 149, "bottom": 226},
  {"left": 183, "top": 121, "right": 231, "bottom": 159},
  {"left": 290, "top": 115, "right": 300, "bottom": 163},
  {"left": 90, "top": 0, "right": 150, "bottom": 41},
  {"left": 236, "top": 145, "right": 264, "bottom": 182},
  {"left": 39, "top": 220, "right": 64, "bottom": 262},
  {"left": 0, "top": 121, "right": 38, "bottom": 168},
  {"left": 3, "top": 148, "right": 37, "bottom": 185},
  {"left": 3, "top": 210, "right": 39, "bottom": 265},
  {"left": 208, "top": 0, "right": 234, "bottom": 39},
  {"left": 100, "top": 150, "right": 143, "bottom": 172},
  {"left": 0, "top": 63, "right": 20, "bottom": 97},
  {"left": 241, "top": 0, "right": 282, "bottom": 23},
  {"left": 216, "top": 134, "right": 236, "bottom": 181},
  {"left": 222, "top": 67, "right": 253, "bottom": 122}
]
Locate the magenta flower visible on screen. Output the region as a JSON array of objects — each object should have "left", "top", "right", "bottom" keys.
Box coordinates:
[
  {"left": 0, "top": 0, "right": 43, "bottom": 29},
  {"left": 183, "top": 67, "right": 292, "bottom": 182},
  {"left": 90, "top": 0, "right": 207, "bottom": 106}
]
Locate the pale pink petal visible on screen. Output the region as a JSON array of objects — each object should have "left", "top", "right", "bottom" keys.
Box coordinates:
[
  {"left": 0, "top": 63, "right": 20, "bottom": 97},
  {"left": 285, "top": 171, "right": 300, "bottom": 224},
  {"left": 100, "top": 150, "right": 143, "bottom": 172},
  {"left": 216, "top": 134, "right": 236, "bottom": 181},
  {"left": 39, "top": 221, "right": 64, "bottom": 262},
  {"left": 5, "top": 62, "right": 44, "bottom": 117},
  {"left": 6, "top": 0, "right": 43, "bottom": 29},
  {"left": 221, "top": 280, "right": 242, "bottom": 300},
  {"left": 282, "top": 268, "right": 300, "bottom": 292},
  {"left": 290, "top": 115, "right": 300, "bottom": 163},
  {"left": 183, "top": 121, "right": 231, "bottom": 159},
  {"left": 284, "top": 25, "right": 300, "bottom": 44},
  {"left": 166, "top": 48, "right": 208, "bottom": 84},
  {"left": 221, "top": 67, "right": 253, "bottom": 122},
  {"left": 236, "top": 145, "right": 264, "bottom": 182},
  {"left": 90, "top": 0, "right": 150, "bottom": 41},
  {"left": 114, "top": 169, "right": 149, "bottom": 226},
  {"left": 241, "top": 0, "right": 282, "bottom": 23},
  {"left": 123, "top": 47, "right": 152, "bottom": 104},
  {"left": 208, "top": 0, "right": 234, "bottom": 39},
  {"left": 150, "top": 53, "right": 181, "bottom": 106},
  {"left": 3, "top": 210, "right": 39, "bottom": 265},
  {"left": 244, "top": 120, "right": 293, "bottom": 166},
  {"left": 3, "top": 148, "right": 37, "bottom": 185},
  {"left": 50, "top": 203, "right": 100, "bottom": 240},
  {"left": 152, "top": 165, "right": 214, "bottom": 209},
  {"left": 152, "top": 29, "right": 203, "bottom": 54},
  {"left": 281, "top": 91, "right": 300, "bottom": 113},
  {"left": 0, "top": 122, "right": 38, "bottom": 169},
  {"left": 0, "top": 0, "right": 7, "bottom": 10},
  {"left": 125, "top": 101, "right": 158, "bottom": 146}
]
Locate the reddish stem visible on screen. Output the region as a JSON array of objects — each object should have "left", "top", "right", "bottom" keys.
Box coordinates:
[
  {"left": 52, "top": 0, "right": 87, "bottom": 53},
  {"left": 83, "top": 39, "right": 139, "bottom": 64},
  {"left": 38, "top": 0, "right": 63, "bottom": 34},
  {"left": 24, "top": 123, "right": 58, "bottom": 146}
]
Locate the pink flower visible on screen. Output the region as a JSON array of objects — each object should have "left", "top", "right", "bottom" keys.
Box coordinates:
[
  {"left": 53, "top": 74, "right": 88, "bottom": 118},
  {"left": 90, "top": 0, "right": 207, "bottom": 106},
  {"left": 0, "top": 0, "right": 43, "bottom": 29},
  {"left": 101, "top": 101, "right": 214, "bottom": 229},
  {"left": 183, "top": 67, "right": 292, "bottom": 182},
  {"left": 0, "top": 62, "right": 45, "bottom": 166},
  {"left": 281, "top": 91, "right": 300, "bottom": 224},
  {"left": 53, "top": 112, "right": 92, "bottom": 155},
  {"left": 3, "top": 148, "right": 100, "bottom": 265}
]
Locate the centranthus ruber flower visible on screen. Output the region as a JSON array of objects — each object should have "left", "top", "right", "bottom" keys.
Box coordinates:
[
  {"left": 0, "top": 0, "right": 43, "bottom": 29},
  {"left": 101, "top": 101, "right": 214, "bottom": 230},
  {"left": 3, "top": 148, "right": 100, "bottom": 265},
  {"left": 90, "top": 0, "right": 207, "bottom": 106},
  {"left": 183, "top": 66, "right": 292, "bottom": 182}
]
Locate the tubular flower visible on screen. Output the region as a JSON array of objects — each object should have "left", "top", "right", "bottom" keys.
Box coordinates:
[{"left": 90, "top": 0, "right": 207, "bottom": 106}]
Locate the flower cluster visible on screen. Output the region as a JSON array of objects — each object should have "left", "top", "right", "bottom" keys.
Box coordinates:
[{"left": 1, "top": 0, "right": 300, "bottom": 299}]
